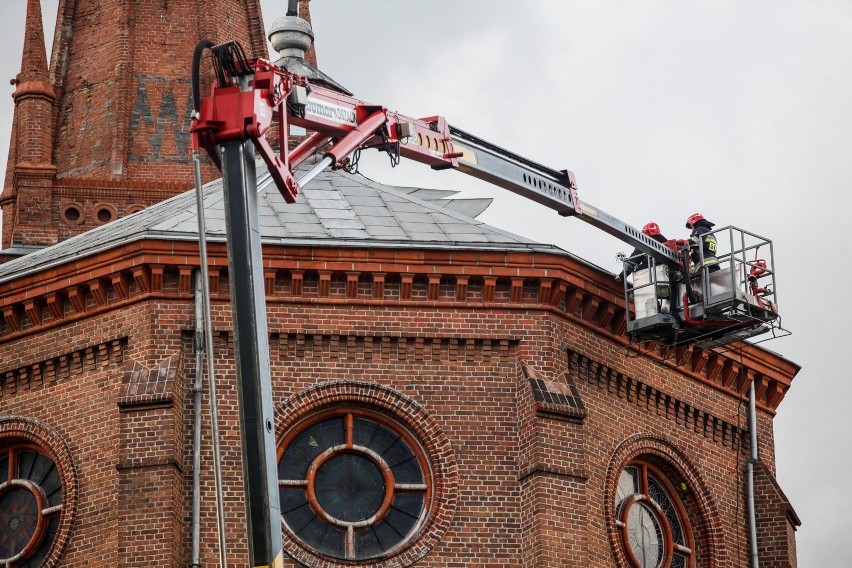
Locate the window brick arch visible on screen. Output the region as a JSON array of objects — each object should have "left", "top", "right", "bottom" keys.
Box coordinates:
[
  {"left": 0, "top": 417, "right": 78, "bottom": 568},
  {"left": 606, "top": 435, "right": 723, "bottom": 568},
  {"left": 275, "top": 380, "right": 457, "bottom": 567}
]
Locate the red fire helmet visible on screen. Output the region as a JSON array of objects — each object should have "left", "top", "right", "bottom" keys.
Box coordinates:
[
  {"left": 642, "top": 222, "right": 662, "bottom": 237},
  {"left": 685, "top": 213, "right": 706, "bottom": 228}
]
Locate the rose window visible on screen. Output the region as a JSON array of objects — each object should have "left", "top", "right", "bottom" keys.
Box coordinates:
[
  {"left": 615, "top": 462, "right": 694, "bottom": 568},
  {"left": 277, "top": 409, "right": 432, "bottom": 561},
  {"left": 0, "top": 445, "right": 63, "bottom": 567}
]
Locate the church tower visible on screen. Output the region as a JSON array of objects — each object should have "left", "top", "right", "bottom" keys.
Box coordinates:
[{"left": 1, "top": 0, "right": 268, "bottom": 250}]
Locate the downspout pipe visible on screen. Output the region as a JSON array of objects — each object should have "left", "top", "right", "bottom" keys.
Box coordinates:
[{"left": 747, "top": 378, "right": 760, "bottom": 568}]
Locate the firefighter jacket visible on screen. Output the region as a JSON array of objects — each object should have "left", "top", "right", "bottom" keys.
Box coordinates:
[{"left": 689, "top": 223, "right": 719, "bottom": 273}]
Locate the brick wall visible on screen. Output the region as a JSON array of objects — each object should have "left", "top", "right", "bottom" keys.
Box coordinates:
[
  {"left": 50, "top": 0, "right": 266, "bottom": 185},
  {"left": 0, "top": 245, "right": 799, "bottom": 566},
  {"left": 753, "top": 460, "right": 800, "bottom": 568}
]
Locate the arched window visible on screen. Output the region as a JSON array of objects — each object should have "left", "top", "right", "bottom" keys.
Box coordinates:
[
  {"left": 0, "top": 444, "right": 63, "bottom": 567},
  {"left": 277, "top": 408, "right": 432, "bottom": 562},
  {"left": 614, "top": 461, "right": 695, "bottom": 568}
]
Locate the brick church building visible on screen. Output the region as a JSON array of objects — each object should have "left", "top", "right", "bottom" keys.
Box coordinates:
[{"left": 0, "top": 1, "right": 801, "bottom": 566}]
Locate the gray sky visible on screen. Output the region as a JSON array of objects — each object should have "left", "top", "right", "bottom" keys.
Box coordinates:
[{"left": 2, "top": 0, "right": 848, "bottom": 564}]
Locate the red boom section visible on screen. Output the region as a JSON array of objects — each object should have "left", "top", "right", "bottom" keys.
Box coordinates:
[{"left": 191, "top": 56, "right": 461, "bottom": 203}]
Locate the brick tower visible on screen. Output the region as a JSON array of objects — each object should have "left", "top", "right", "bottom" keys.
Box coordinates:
[{"left": 0, "top": 0, "right": 268, "bottom": 250}]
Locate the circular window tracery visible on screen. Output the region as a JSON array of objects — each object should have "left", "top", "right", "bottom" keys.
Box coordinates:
[
  {"left": 615, "top": 462, "right": 693, "bottom": 568},
  {"left": 278, "top": 409, "right": 431, "bottom": 562},
  {"left": 0, "top": 418, "right": 77, "bottom": 568},
  {"left": 0, "top": 445, "right": 63, "bottom": 566},
  {"left": 626, "top": 502, "right": 663, "bottom": 566}
]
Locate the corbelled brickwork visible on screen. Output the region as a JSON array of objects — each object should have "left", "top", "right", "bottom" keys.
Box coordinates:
[{"left": 0, "top": 242, "right": 799, "bottom": 415}]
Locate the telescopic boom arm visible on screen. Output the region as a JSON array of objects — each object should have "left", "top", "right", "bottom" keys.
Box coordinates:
[{"left": 191, "top": 44, "right": 678, "bottom": 265}]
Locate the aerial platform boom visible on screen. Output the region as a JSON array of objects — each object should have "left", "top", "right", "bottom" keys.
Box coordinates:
[{"left": 192, "top": 43, "right": 678, "bottom": 265}]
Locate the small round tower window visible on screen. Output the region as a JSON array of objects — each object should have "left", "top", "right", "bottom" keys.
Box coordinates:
[
  {"left": 95, "top": 207, "right": 113, "bottom": 223},
  {"left": 60, "top": 204, "right": 84, "bottom": 225}
]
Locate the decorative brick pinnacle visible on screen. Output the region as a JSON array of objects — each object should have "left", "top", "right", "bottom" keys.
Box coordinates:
[{"left": 19, "top": 0, "right": 50, "bottom": 85}]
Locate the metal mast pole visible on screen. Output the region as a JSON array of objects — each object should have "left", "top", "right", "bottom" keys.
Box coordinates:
[
  {"left": 192, "top": 147, "right": 229, "bottom": 567},
  {"left": 219, "top": 139, "right": 284, "bottom": 568}
]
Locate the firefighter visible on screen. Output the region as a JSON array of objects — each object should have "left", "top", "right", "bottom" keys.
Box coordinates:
[
  {"left": 615, "top": 222, "right": 668, "bottom": 283},
  {"left": 685, "top": 213, "right": 720, "bottom": 274}
]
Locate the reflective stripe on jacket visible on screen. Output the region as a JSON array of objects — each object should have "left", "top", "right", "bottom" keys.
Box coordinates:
[{"left": 689, "top": 228, "right": 719, "bottom": 272}]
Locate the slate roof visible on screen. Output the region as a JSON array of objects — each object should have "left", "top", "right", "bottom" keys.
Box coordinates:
[{"left": 0, "top": 158, "right": 566, "bottom": 284}]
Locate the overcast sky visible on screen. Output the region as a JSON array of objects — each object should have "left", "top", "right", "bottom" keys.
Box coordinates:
[{"left": 1, "top": 1, "right": 849, "bottom": 564}]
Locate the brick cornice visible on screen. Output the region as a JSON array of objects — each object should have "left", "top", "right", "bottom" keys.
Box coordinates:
[
  {"left": 12, "top": 79, "right": 55, "bottom": 102},
  {"left": 0, "top": 337, "right": 128, "bottom": 400},
  {"left": 518, "top": 467, "right": 588, "bottom": 484},
  {"left": 265, "top": 332, "right": 515, "bottom": 364},
  {"left": 53, "top": 176, "right": 193, "bottom": 192},
  {"left": 114, "top": 458, "right": 183, "bottom": 472},
  {"left": 13, "top": 163, "right": 57, "bottom": 181},
  {"left": 0, "top": 238, "right": 798, "bottom": 412}
]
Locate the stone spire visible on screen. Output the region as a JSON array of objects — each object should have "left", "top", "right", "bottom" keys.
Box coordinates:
[{"left": 0, "top": 0, "right": 57, "bottom": 249}]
